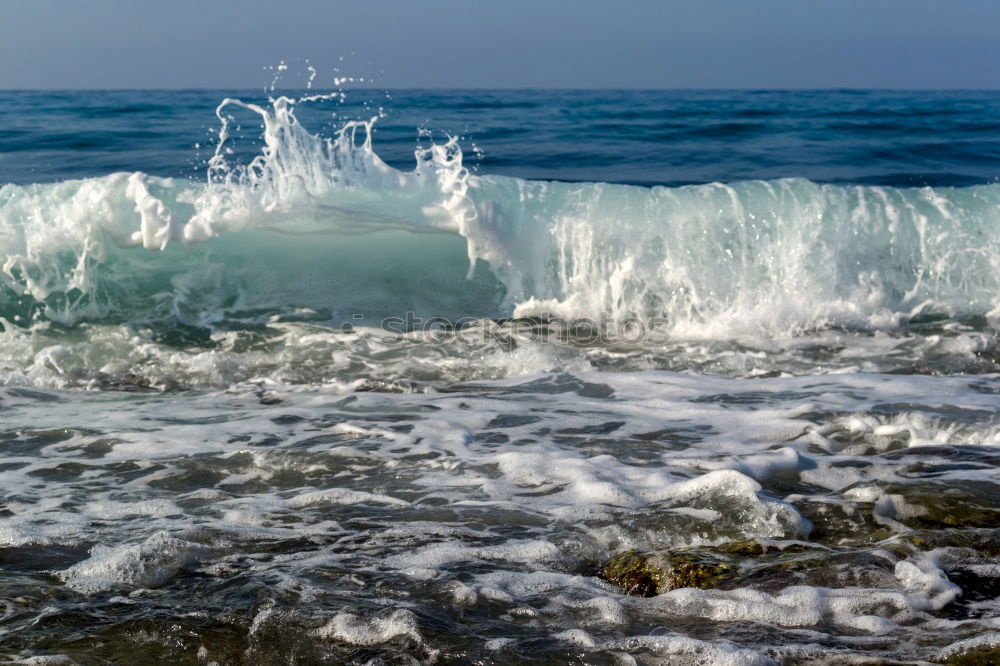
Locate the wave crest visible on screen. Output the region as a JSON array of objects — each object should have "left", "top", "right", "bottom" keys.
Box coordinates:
[{"left": 1, "top": 93, "right": 999, "bottom": 337}]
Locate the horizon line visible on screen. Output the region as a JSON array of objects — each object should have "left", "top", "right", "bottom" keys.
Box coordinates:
[{"left": 3, "top": 86, "right": 1000, "bottom": 93}]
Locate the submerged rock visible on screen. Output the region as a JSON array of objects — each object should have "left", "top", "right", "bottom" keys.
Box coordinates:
[
  {"left": 600, "top": 540, "right": 898, "bottom": 597},
  {"left": 891, "top": 529, "right": 1000, "bottom": 608},
  {"left": 907, "top": 490, "right": 999, "bottom": 530},
  {"left": 878, "top": 481, "right": 1000, "bottom": 530},
  {"left": 895, "top": 528, "right": 1000, "bottom": 556},
  {"left": 792, "top": 497, "right": 893, "bottom": 545}
]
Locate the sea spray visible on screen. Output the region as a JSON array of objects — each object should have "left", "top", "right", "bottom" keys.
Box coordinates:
[{"left": 1, "top": 94, "right": 999, "bottom": 337}]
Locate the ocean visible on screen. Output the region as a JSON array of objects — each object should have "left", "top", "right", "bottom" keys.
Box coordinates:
[{"left": 0, "top": 88, "right": 999, "bottom": 664}]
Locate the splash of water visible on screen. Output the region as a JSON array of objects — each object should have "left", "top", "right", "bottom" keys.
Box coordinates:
[{"left": 0, "top": 91, "right": 999, "bottom": 338}]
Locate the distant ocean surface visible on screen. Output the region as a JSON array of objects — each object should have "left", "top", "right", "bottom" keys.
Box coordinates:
[
  {"left": 4, "top": 89, "right": 1000, "bottom": 188},
  {"left": 0, "top": 89, "right": 999, "bottom": 664}
]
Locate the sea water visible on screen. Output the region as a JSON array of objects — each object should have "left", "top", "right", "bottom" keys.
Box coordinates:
[{"left": 0, "top": 89, "right": 999, "bottom": 664}]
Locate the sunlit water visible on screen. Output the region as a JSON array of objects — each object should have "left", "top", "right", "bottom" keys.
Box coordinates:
[{"left": 0, "top": 89, "right": 999, "bottom": 665}]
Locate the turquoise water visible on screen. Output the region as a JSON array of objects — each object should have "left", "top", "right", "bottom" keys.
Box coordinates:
[{"left": 0, "top": 89, "right": 999, "bottom": 664}]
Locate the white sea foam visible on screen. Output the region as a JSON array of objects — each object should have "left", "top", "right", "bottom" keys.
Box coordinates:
[
  {"left": 313, "top": 608, "right": 424, "bottom": 646},
  {"left": 0, "top": 363, "right": 989, "bottom": 661},
  {"left": 58, "top": 531, "right": 209, "bottom": 593},
  {"left": 1, "top": 93, "right": 999, "bottom": 346}
]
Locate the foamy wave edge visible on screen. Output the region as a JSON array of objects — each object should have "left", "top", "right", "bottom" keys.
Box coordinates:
[{"left": 1, "top": 94, "right": 999, "bottom": 336}]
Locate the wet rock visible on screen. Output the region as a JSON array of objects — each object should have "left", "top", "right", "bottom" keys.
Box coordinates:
[
  {"left": 713, "top": 540, "right": 767, "bottom": 558},
  {"left": 936, "top": 644, "right": 1000, "bottom": 665},
  {"left": 600, "top": 549, "right": 738, "bottom": 597}
]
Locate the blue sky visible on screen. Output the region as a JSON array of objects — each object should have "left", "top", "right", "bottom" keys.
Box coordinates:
[{"left": 2, "top": 0, "right": 998, "bottom": 89}]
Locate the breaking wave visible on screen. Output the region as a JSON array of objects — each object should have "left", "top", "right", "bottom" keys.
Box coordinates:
[{"left": 1, "top": 93, "right": 999, "bottom": 338}]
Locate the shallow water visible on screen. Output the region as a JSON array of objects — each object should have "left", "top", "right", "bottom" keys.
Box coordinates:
[{"left": 0, "top": 89, "right": 999, "bottom": 665}]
